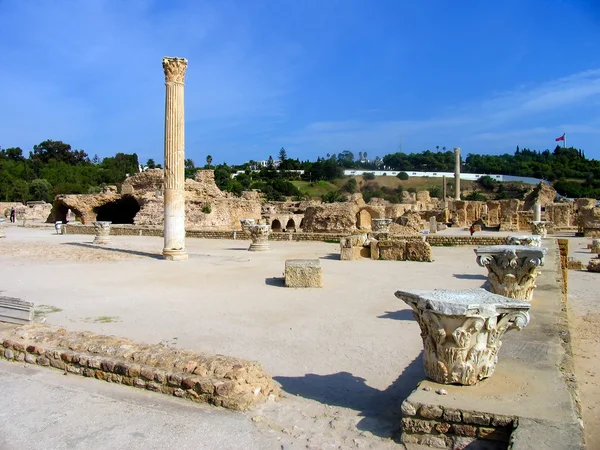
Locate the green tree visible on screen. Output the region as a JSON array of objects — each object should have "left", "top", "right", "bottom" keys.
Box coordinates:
[
  {"left": 29, "top": 179, "right": 53, "bottom": 202},
  {"left": 206, "top": 155, "right": 213, "bottom": 168},
  {"left": 146, "top": 159, "right": 156, "bottom": 169},
  {"left": 397, "top": 171, "right": 409, "bottom": 180}
]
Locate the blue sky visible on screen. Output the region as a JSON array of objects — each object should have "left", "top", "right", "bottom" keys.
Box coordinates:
[{"left": 1, "top": 0, "right": 600, "bottom": 165}]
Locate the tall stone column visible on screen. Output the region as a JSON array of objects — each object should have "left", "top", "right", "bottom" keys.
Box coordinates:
[
  {"left": 442, "top": 175, "right": 447, "bottom": 208},
  {"left": 162, "top": 57, "right": 188, "bottom": 261},
  {"left": 454, "top": 147, "right": 461, "bottom": 200}
]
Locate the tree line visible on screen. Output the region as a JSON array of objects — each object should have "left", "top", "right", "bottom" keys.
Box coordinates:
[{"left": 1, "top": 141, "right": 599, "bottom": 203}]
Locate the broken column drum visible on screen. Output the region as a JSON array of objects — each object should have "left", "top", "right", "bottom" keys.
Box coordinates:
[
  {"left": 590, "top": 239, "right": 600, "bottom": 253},
  {"left": 92, "top": 221, "right": 112, "bottom": 245},
  {"left": 248, "top": 224, "right": 270, "bottom": 251},
  {"left": 529, "top": 221, "right": 551, "bottom": 238},
  {"left": 475, "top": 245, "right": 547, "bottom": 301},
  {"left": 396, "top": 289, "right": 530, "bottom": 385},
  {"left": 371, "top": 218, "right": 393, "bottom": 233},
  {"left": 162, "top": 56, "right": 188, "bottom": 261}
]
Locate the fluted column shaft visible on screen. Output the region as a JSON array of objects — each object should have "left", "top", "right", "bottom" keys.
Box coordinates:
[
  {"left": 454, "top": 147, "right": 461, "bottom": 201},
  {"left": 162, "top": 57, "right": 188, "bottom": 261}
]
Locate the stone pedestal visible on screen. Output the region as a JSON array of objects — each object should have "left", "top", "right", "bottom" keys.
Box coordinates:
[
  {"left": 529, "top": 221, "right": 551, "bottom": 238},
  {"left": 475, "top": 245, "right": 547, "bottom": 301},
  {"left": 92, "top": 221, "right": 112, "bottom": 245},
  {"left": 591, "top": 239, "right": 600, "bottom": 253},
  {"left": 240, "top": 218, "right": 255, "bottom": 232},
  {"left": 371, "top": 218, "right": 393, "bottom": 233},
  {"left": 429, "top": 217, "right": 437, "bottom": 234},
  {"left": 285, "top": 260, "right": 323, "bottom": 288},
  {"left": 506, "top": 235, "right": 542, "bottom": 247},
  {"left": 396, "top": 289, "right": 530, "bottom": 385},
  {"left": 248, "top": 224, "right": 270, "bottom": 251},
  {"left": 162, "top": 56, "right": 188, "bottom": 261}
]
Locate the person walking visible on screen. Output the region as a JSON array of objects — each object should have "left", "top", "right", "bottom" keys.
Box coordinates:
[
  {"left": 10, "top": 207, "right": 16, "bottom": 223},
  {"left": 469, "top": 223, "right": 475, "bottom": 237}
]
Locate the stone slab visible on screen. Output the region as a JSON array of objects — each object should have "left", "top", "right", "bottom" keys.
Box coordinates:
[
  {"left": 395, "top": 288, "right": 530, "bottom": 317},
  {"left": 0, "top": 296, "right": 34, "bottom": 325},
  {"left": 284, "top": 259, "right": 323, "bottom": 288}
]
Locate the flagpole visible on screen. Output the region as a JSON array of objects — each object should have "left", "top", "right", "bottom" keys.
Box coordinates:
[{"left": 564, "top": 133, "right": 567, "bottom": 149}]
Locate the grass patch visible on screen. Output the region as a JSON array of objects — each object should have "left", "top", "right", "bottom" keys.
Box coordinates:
[
  {"left": 84, "top": 316, "right": 120, "bottom": 323},
  {"left": 291, "top": 180, "right": 338, "bottom": 199},
  {"left": 34, "top": 305, "right": 62, "bottom": 318}
]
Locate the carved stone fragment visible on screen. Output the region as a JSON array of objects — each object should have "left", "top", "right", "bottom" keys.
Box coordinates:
[
  {"left": 395, "top": 288, "right": 530, "bottom": 385},
  {"left": 475, "top": 245, "right": 547, "bottom": 301}
]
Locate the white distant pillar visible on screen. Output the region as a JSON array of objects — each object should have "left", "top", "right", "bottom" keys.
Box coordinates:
[
  {"left": 534, "top": 202, "right": 542, "bottom": 222},
  {"left": 454, "top": 147, "right": 461, "bottom": 200},
  {"left": 162, "top": 57, "right": 188, "bottom": 261}
]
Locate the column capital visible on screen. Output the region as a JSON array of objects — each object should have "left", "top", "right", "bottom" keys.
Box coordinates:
[{"left": 162, "top": 57, "right": 188, "bottom": 83}]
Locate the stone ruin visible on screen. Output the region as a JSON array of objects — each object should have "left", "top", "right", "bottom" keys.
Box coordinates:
[{"left": 35, "top": 172, "right": 597, "bottom": 239}]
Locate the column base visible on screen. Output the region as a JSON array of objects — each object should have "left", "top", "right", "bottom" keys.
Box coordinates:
[
  {"left": 162, "top": 249, "right": 189, "bottom": 261},
  {"left": 93, "top": 236, "right": 112, "bottom": 245},
  {"left": 248, "top": 243, "right": 270, "bottom": 252}
]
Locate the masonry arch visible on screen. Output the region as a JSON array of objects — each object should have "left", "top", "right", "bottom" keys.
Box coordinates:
[
  {"left": 271, "top": 219, "right": 282, "bottom": 232},
  {"left": 286, "top": 219, "right": 295, "bottom": 232},
  {"left": 94, "top": 195, "right": 141, "bottom": 224}
]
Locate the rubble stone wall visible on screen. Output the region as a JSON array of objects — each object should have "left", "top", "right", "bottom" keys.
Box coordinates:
[
  {"left": 400, "top": 397, "right": 516, "bottom": 449},
  {"left": 0, "top": 324, "right": 279, "bottom": 411}
]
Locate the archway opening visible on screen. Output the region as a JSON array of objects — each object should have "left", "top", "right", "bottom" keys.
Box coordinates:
[
  {"left": 286, "top": 219, "right": 295, "bottom": 232},
  {"left": 271, "top": 219, "right": 282, "bottom": 232},
  {"left": 94, "top": 195, "right": 140, "bottom": 224},
  {"left": 299, "top": 218, "right": 305, "bottom": 230}
]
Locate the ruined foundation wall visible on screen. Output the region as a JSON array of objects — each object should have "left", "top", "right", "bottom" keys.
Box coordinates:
[{"left": 0, "top": 324, "right": 278, "bottom": 411}]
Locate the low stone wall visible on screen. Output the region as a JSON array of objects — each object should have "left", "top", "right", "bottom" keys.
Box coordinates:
[
  {"left": 0, "top": 324, "right": 279, "bottom": 411},
  {"left": 65, "top": 224, "right": 507, "bottom": 247},
  {"left": 401, "top": 397, "right": 515, "bottom": 448},
  {"left": 426, "top": 236, "right": 506, "bottom": 247}
]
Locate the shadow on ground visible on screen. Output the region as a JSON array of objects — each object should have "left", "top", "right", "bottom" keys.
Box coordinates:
[
  {"left": 377, "top": 310, "right": 415, "bottom": 321},
  {"left": 225, "top": 247, "right": 248, "bottom": 251},
  {"left": 319, "top": 253, "right": 340, "bottom": 260},
  {"left": 274, "top": 352, "right": 424, "bottom": 441},
  {"left": 265, "top": 277, "right": 285, "bottom": 287},
  {"left": 64, "top": 242, "right": 163, "bottom": 260},
  {"left": 453, "top": 273, "right": 487, "bottom": 281}
]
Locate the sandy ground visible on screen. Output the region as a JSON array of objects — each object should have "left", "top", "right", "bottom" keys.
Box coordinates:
[
  {"left": 563, "top": 236, "right": 600, "bottom": 448},
  {"left": 0, "top": 225, "right": 597, "bottom": 449}
]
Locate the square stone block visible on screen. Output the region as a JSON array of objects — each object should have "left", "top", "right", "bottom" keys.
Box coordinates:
[{"left": 285, "top": 259, "right": 323, "bottom": 288}]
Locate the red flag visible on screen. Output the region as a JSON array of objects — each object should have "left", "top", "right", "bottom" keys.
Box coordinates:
[{"left": 555, "top": 134, "right": 565, "bottom": 142}]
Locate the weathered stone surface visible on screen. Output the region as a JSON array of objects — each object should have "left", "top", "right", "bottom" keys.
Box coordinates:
[
  {"left": 371, "top": 218, "right": 393, "bottom": 232},
  {"left": 395, "top": 289, "right": 530, "bottom": 385},
  {"left": 587, "top": 258, "right": 600, "bottom": 273},
  {"left": 405, "top": 239, "right": 433, "bottom": 262},
  {"left": 0, "top": 324, "right": 279, "bottom": 410},
  {"left": 284, "top": 259, "right": 323, "bottom": 288},
  {"left": 529, "top": 220, "right": 552, "bottom": 238},
  {"left": 475, "top": 245, "right": 547, "bottom": 301},
  {"left": 248, "top": 224, "right": 270, "bottom": 251},
  {"left": 340, "top": 247, "right": 364, "bottom": 261},
  {"left": 92, "top": 221, "right": 112, "bottom": 245},
  {"left": 506, "top": 235, "right": 541, "bottom": 247},
  {"left": 0, "top": 296, "right": 34, "bottom": 325},
  {"left": 591, "top": 239, "right": 600, "bottom": 253}
]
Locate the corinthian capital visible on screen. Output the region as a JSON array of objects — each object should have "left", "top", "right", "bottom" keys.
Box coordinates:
[{"left": 162, "top": 57, "right": 188, "bottom": 83}]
